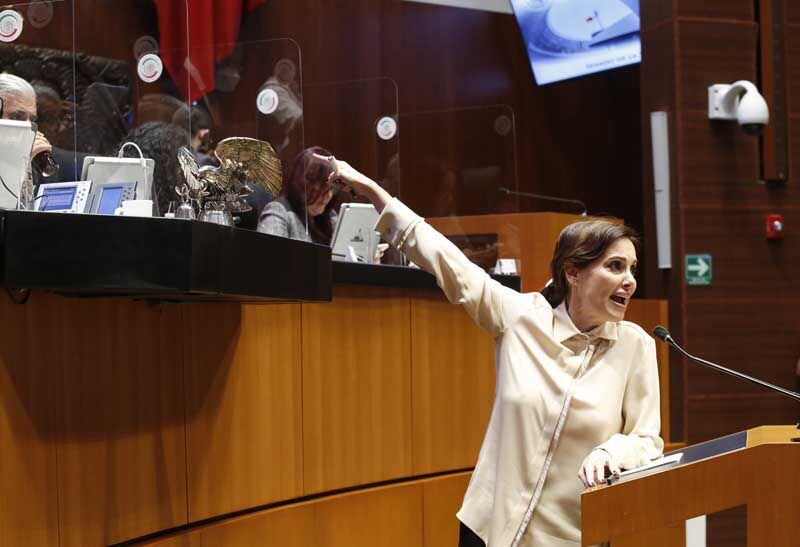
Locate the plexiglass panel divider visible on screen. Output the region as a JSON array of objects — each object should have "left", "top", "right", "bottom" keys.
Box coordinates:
[
  {"left": 397, "top": 105, "right": 518, "bottom": 274},
  {"left": 0, "top": 1, "right": 74, "bottom": 208},
  {"left": 186, "top": 37, "right": 303, "bottom": 230},
  {"left": 299, "top": 77, "right": 399, "bottom": 253},
  {"left": 71, "top": 0, "right": 190, "bottom": 217}
]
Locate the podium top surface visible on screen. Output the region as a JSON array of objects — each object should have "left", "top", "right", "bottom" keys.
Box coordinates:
[
  {"left": 667, "top": 425, "right": 799, "bottom": 466},
  {"left": 602, "top": 425, "right": 799, "bottom": 487}
]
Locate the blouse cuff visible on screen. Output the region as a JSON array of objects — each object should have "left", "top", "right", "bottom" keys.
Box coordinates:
[{"left": 374, "top": 197, "right": 424, "bottom": 251}]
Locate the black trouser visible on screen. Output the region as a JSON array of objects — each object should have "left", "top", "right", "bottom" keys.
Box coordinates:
[{"left": 458, "top": 522, "right": 486, "bottom": 547}]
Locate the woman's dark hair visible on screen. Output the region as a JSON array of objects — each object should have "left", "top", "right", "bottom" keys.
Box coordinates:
[
  {"left": 280, "top": 146, "right": 337, "bottom": 244},
  {"left": 119, "top": 121, "right": 190, "bottom": 215},
  {"left": 540, "top": 219, "right": 640, "bottom": 308}
]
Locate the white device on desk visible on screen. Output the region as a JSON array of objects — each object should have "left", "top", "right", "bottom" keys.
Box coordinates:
[
  {"left": 34, "top": 181, "right": 92, "bottom": 213},
  {"left": 0, "top": 119, "right": 36, "bottom": 209},
  {"left": 84, "top": 180, "right": 137, "bottom": 215},
  {"left": 81, "top": 155, "right": 155, "bottom": 202},
  {"left": 331, "top": 203, "right": 380, "bottom": 263}
]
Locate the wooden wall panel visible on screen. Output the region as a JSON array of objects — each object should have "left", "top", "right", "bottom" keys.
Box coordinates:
[
  {"left": 675, "top": 0, "right": 754, "bottom": 21},
  {"left": 640, "top": 0, "right": 673, "bottom": 31},
  {"left": 676, "top": 20, "right": 758, "bottom": 113},
  {"left": 792, "top": 114, "right": 800, "bottom": 182},
  {"left": 184, "top": 303, "right": 303, "bottom": 522},
  {"left": 422, "top": 473, "right": 471, "bottom": 547},
  {"left": 410, "top": 293, "right": 494, "bottom": 474},
  {"left": 685, "top": 299, "right": 800, "bottom": 396},
  {"left": 787, "top": 27, "right": 800, "bottom": 115},
  {"left": 687, "top": 394, "right": 796, "bottom": 443},
  {"left": 786, "top": 2, "right": 800, "bottom": 24},
  {"left": 143, "top": 478, "right": 443, "bottom": 547},
  {"left": 302, "top": 287, "right": 413, "bottom": 494},
  {"left": 678, "top": 112, "right": 760, "bottom": 202},
  {"left": 683, "top": 208, "right": 800, "bottom": 295},
  {"left": 187, "top": 504, "right": 314, "bottom": 547},
  {"left": 639, "top": 20, "right": 684, "bottom": 439},
  {"left": 0, "top": 293, "right": 60, "bottom": 547},
  {"left": 316, "top": 483, "right": 423, "bottom": 547},
  {"left": 56, "top": 298, "right": 187, "bottom": 547}
]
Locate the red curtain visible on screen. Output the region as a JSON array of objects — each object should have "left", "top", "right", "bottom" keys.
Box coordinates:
[{"left": 154, "top": 0, "right": 267, "bottom": 102}]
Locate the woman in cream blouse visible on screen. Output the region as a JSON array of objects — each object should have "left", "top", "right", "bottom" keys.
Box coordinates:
[{"left": 316, "top": 155, "right": 664, "bottom": 547}]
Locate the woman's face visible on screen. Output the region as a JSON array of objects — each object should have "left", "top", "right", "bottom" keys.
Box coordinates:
[
  {"left": 566, "top": 237, "right": 637, "bottom": 330},
  {"left": 306, "top": 185, "right": 334, "bottom": 217}
]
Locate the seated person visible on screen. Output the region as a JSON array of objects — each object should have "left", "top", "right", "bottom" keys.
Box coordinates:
[
  {"left": 0, "top": 73, "right": 53, "bottom": 202},
  {"left": 118, "top": 121, "right": 189, "bottom": 216},
  {"left": 171, "top": 104, "right": 217, "bottom": 167},
  {"left": 258, "top": 146, "right": 337, "bottom": 244}
]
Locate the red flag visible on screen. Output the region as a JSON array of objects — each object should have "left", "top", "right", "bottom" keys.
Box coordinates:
[{"left": 154, "top": 0, "right": 267, "bottom": 102}]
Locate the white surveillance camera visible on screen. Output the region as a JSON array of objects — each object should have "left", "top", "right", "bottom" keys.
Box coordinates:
[{"left": 708, "top": 80, "right": 769, "bottom": 135}]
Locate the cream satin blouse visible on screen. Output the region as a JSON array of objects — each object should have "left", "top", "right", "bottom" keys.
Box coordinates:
[{"left": 375, "top": 198, "right": 664, "bottom": 546}]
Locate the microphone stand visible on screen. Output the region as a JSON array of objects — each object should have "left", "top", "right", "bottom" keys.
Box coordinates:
[
  {"left": 497, "top": 187, "right": 587, "bottom": 216},
  {"left": 654, "top": 326, "right": 800, "bottom": 441}
]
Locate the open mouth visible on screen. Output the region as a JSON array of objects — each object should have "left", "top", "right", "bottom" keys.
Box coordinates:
[{"left": 610, "top": 295, "right": 628, "bottom": 307}]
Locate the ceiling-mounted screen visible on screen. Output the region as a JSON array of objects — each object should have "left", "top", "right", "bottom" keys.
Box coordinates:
[{"left": 510, "top": 0, "right": 641, "bottom": 85}]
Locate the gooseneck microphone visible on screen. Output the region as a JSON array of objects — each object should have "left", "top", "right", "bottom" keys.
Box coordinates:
[
  {"left": 497, "top": 187, "right": 587, "bottom": 216},
  {"left": 653, "top": 325, "right": 800, "bottom": 403}
]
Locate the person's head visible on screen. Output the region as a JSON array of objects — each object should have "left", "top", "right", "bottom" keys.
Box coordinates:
[
  {"left": 32, "top": 81, "right": 72, "bottom": 148},
  {"left": 540, "top": 220, "right": 640, "bottom": 329},
  {"left": 281, "top": 146, "right": 337, "bottom": 244},
  {"left": 0, "top": 73, "right": 37, "bottom": 122},
  {"left": 171, "top": 104, "right": 212, "bottom": 152},
  {"left": 119, "top": 121, "right": 190, "bottom": 215}
]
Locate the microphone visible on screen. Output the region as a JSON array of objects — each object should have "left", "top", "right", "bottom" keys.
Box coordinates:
[
  {"left": 653, "top": 325, "right": 800, "bottom": 403},
  {"left": 498, "top": 187, "right": 587, "bottom": 216}
]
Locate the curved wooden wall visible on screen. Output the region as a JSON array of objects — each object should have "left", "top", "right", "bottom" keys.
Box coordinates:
[{"left": 0, "top": 285, "right": 667, "bottom": 546}]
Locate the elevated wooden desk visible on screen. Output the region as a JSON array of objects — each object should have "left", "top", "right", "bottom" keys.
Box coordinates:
[{"left": 0, "top": 211, "right": 517, "bottom": 546}]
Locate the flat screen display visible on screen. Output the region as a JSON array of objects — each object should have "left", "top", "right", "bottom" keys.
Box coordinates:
[
  {"left": 97, "top": 187, "right": 124, "bottom": 215},
  {"left": 40, "top": 186, "right": 77, "bottom": 211},
  {"left": 510, "top": 0, "right": 641, "bottom": 85}
]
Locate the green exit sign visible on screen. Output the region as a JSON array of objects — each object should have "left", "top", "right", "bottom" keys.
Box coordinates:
[{"left": 685, "top": 254, "right": 712, "bottom": 286}]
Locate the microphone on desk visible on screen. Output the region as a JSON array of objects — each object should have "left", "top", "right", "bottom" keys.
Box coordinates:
[
  {"left": 497, "top": 187, "right": 587, "bottom": 216},
  {"left": 653, "top": 325, "right": 800, "bottom": 404}
]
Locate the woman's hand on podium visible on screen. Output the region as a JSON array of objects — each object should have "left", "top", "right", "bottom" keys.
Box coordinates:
[{"left": 579, "top": 448, "right": 619, "bottom": 488}]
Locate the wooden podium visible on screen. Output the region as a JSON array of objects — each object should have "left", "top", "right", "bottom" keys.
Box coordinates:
[{"left": 581, "top": 425, "right": 800, "bottom": 546}]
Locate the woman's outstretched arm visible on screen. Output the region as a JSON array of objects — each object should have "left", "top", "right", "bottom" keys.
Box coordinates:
[{"left": 317, "top": 154, "right": 531, "bottom": 336}]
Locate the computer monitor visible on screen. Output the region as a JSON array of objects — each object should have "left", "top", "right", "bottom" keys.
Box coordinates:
[
  {"left": 0, "top": 119, "right": 36, "bottom": 209},
  {"left": 510, "top": 0, "right": 641, "bottom": 85},
  {"left": 81, "top": 156, "right": 155, "bottom": 202},
  {"left": 331, "top": 203, "right": 380, "bottom": 263},
  {"left": 84, "top": 180, "right": 137, "bottom": 215},
  {"left": 34, "top": 181, "right": 92, "bottom": 213}
]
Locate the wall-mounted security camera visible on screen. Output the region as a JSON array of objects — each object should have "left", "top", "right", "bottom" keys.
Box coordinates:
[{"left": 708, "top": 80, "right": 770, "bottom": 136}]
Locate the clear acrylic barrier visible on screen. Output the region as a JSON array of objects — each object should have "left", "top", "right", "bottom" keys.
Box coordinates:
[
  {"left": 72, "top": 0, "right": 190, "bottom": 215},
  {"left": 299, "top": 77, "right": 399, "bottom": 250},
  {"left": 398, "top": 105, "right": 519, "bottom": 273},
  {"left": 185, "top": 37, "right": 303, "bottom": 229},
  {"left": 0, "top": 1, "right": 74, "bottom": 207},
  {"left": 398, "top": 105, "right": 517, "bottom": 217},
  {"left": 187, "top": 38, "right": 303, "bottom": 166}
]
